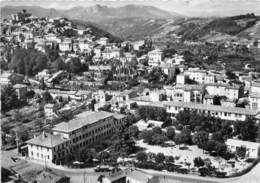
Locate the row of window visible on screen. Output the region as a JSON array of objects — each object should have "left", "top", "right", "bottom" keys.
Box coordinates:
[
  {"left": 31, "top": 151, "right": 50, "bottom": 160},
  {"left": 169, "top": 106, "right": 244, "bottom": 118}
]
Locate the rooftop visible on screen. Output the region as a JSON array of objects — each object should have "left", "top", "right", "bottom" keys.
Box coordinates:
[
  {"left": 206, "top": 83, "right": 241, "bottom": 89},
  {"left": 127, "top": 170, "right": 153, "bottom": 182},
  {"left": 163, "top": 101, "right": 259, "bottom": 116},
  {"left": 226, "top": 139, "right": 260, "bottom": 148},
  {"left": 252, "top": 82, "right": 260, "bottom": 88},
  {"left": 26, "top": 132, "right": 69, "bottom": 148},
  {"left": 52, "top": 111, "right": 114, "bottom": 133},
  {"left": 35, "top": 170, "right": 69, "bottom": 183},
  {"left": 13, "top": 84, "right": 27, "bottom": 89},
  {"left": 174, "top": 84, "right": 204, "bottom": 91},
  {"left": 250, "top": 92, "right": 260, "bottom": 98}
]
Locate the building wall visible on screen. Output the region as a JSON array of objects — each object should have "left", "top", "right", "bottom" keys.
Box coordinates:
[
  {"left": 28, "top": 144, "right": 53, "bottom": 163},
  {"left": 176, "top": 75, "right": 186, "bottom": 84},
  {"left": 206, "top": 85, "right": 226, "bottom": 96},
  {"left": 126, "top": 177, "right": 145, "bottom": 183},
  {"left": 226, "top": 144, "right": 259, "bottom": 159},
  {"left": 249, "top": 96, "right": 260, "bottom": 110},
  {"left": 53, "top": 116, "right": 125, "bottom": 154},
  {"left": 165, "top": 105, "right": 247, "bottom": 121},
  {"left": 252, "top": 85, "right": 260, "bottom": 94}
]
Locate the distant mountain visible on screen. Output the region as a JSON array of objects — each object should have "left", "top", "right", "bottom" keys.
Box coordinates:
[
  {"left": 1, "top": 6, "right": 66, "bottom": 19},
  {"left": 1, "top": 5, "right": 182, "bottom": 21}
]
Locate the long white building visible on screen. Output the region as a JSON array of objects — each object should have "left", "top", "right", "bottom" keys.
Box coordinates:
[
  {"left": 164, "top": 101, "right": 260, "bottom": 121},
  {"left": 27, "top": 111, "right": 126, "bottom": 164}
]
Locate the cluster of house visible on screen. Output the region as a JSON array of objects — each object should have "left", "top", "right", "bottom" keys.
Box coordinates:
[{"left": 2, "top": 10, "right": 260, "bottom": 170}]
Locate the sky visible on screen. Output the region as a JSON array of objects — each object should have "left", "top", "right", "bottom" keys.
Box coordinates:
[{"left": 1, "top": 0, "right": 260, "bottom": 17}]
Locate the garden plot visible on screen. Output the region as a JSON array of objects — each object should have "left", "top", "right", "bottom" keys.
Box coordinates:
[{"left": 135, "top": 140, "right": 252, "bottom": 176}]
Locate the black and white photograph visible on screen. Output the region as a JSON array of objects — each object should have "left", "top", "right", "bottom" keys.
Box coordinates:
[{"left": 1, "top": 0, "right": 260, "bottom": 182}]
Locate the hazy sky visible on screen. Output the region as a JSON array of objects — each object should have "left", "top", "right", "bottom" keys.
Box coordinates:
[{"left": 1, "top": 0, "right": 260, "bottom": 17}]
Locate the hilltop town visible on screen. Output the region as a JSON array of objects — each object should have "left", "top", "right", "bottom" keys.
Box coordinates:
[{"left": 1, "top": 9, "right": 260, "bottom": 183}]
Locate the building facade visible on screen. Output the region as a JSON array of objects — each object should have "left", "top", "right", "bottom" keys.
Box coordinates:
[{"left": 27, "top": 111, "right": 126, "bottom": 164}]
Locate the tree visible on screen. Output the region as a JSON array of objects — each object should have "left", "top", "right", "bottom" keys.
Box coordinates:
[
  {"left": 9, "top": 48, "right": 48, "bottom": 76},
  {"left": 213, "top": 95, "right": 221, "bottom": 105},
  {"left": 165, "top": 155, "right": 174, "bottom": 163},
  {"left": 236, "top": 146, "right": 247, "bottom": 159},
  {"left": 111, "top": 129, "right": 136, "bottom": 156},
  {"left": 155, "top": 153, "right": 165, "bottom": 164},
  {"left": 226, "top": 71, "right": 237, "bottom": 80},
  {"left": 1, "top": 85, "right": 21, "bottom": 112},
  {"left": 53, "top": 57, "right": 66, "bottom": 71},
  {"left": 46, "top": 47, "right": 59, "bottom": 62},
  {"left": 139, "top": 130, "right": 154, "bottom": 144},
  {"left": 240, "top": 118, "right": 257, "bottom": 141},
  {"left": 152, "top": 127, "right": 162, "bottom": 134},
  {"left": 98, "top": 151, "right": 110, "bottom": 162},
  {"left": 175, "top": 128, "right": 192, "bottom": 145},
  {"left": 151, "top": 133, "right": 168, "bottom": 145},
  {"left": 192, "top": 131, "right": 209, "bottom": 149},
  {"left": 127, "top": 126, "right": 139, "bottom": 139},
  {"left": 166, "top": 127, "right": 175, "bottom": 140},
  {"left": 199, "top": 167, "right": 210, "bottom": 176},
  {"left": 136, "top": 152, "right": 147, "bottom": 162},
  {"left": 162, "top": 116, "right": 173, "bottom": 128},
  {"left": 16, "top": 126, "right": 29, "bottom": 142},
  {"left": 42, "top": 91, "right": 53, "bottom": 104},
  {"left": 193, "top": 157, "right": 205, "bottom": 168},
  {"left": 211, "top": 131, "right": 224, "bottom": 142},
  {"left": 66, "top": 57, "right": 84, "bottom": 73},
  {"left": 89, "top": 99, "right": 96, "bottom": 111},
  {"left": 206, "top": 140, "right": 227, "bottom": 157},
  {"left": 138, "top": 106, "right": 167, "bottom": 121}
]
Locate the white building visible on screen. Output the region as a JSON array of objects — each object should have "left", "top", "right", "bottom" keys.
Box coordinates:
[
  {"left": 164, "top": 84, "right": 204, "bottom": 103},
  {"left": 97, "top": 37, "right": 109, "bottom": 46},
  {"left": 78, "top": 39, "right": 92, "bottom": 52},
  {"left": 249, "top": 92, "right": 260, "bottom": 110},
  {"left": 52, "top": 111, "right": 126, "bottom": 152},
  {"left": 27, "top": 132, "right": 69, "bottom": 163},
  {"left": 173, "top": 54, "right": 185, "bottom": 65},
  {"left": 27, "top": 111, "right": 126, "bottom": 164},
  {"left": 148, "top": 49, "right": 164, "bottom": 67},
  {"left": 226, "top": 139, "right": 260, "bottom": 159},
  {"left": 59, "top": 38, "right": 73, "bottom": 52},
  {"left": 102, "top": 48, "right": 121, "bottom": 60},
  {"left": 164, "top": 101, "right": 260, "bottom": 121},
  {"left": 251, "top": 82, "right": 260, "bottom": 93},
  {"left": 205, "top": 83, "right": 243, "bottom": 100},
  {"left": 249, "top": 82, "right": 260, "bottom": 110},
  {"left": 132, "top": 40, "right": 145, "bottom": 51},
  {"left": 184, "top": 69, "right": 215, "bottom": 84},
  {"left": 176, "top": 74, "right": 187, "bottom": 84}
]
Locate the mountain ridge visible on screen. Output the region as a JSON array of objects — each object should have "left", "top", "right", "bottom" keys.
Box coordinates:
[{"left": 0, "top": 5, "right": 183, "bottom": 21}]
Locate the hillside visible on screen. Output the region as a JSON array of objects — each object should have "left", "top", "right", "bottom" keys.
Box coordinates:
[
  {"left": 178, "top": 14, "right": 260, "bottom": 41},
  {"left": 71, "top": 19, "right": 121, "bottom": 42}
]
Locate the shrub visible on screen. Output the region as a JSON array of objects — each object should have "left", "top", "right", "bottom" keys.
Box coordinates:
[
  {"left": 155, "top": 153, "right": 165, "bottom": 164},
  {"left": 236, "top": 146, "right": 246, "bottom": 159},
  {"left": 199, "top": 167, "right": 210, "bottom": 176},
  {"left": 194, "top": 157, "right": 205, "bottom": 168},
  {"left": 166, "top": 127, "right": 175, "bottom": 140},
  {"left": 215, "top": 171, "right": 227, "bottom": 178},
  {"left": 136, "top": 152, "right": 147, "bottom": 162}
]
